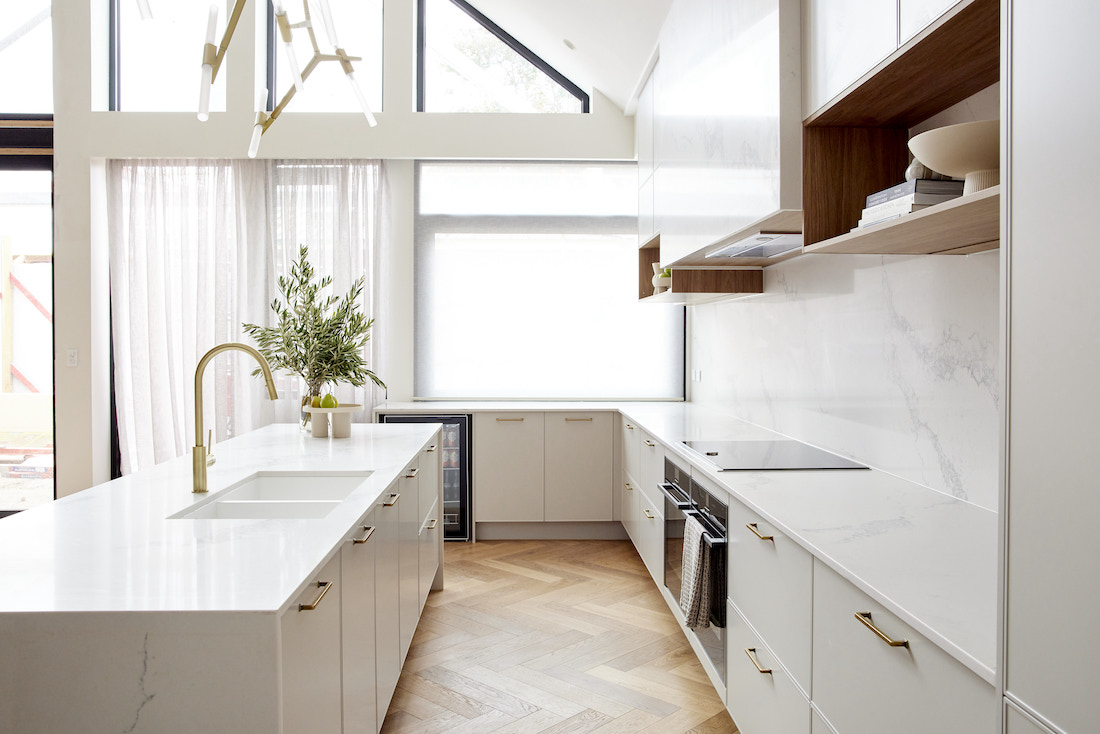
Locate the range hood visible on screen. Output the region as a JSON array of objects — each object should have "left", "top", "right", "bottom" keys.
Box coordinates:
[{"left": 705, "top": 232, "right": 803, "bottom": 260}]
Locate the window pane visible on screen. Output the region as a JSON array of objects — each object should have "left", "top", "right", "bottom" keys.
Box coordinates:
[
  {"left": 415, "top": 162, "right": 683, "bottom": 400},
  {"left": 0, "top": 170, "right": 54, "bottom": 510},
  {"left": 1, "top": 2, "right": 53, "bottom": 114},
  {"left": 422, "top": 0, "right": 583, "bottom": 113},
  {"left": 274, "top": 0, "right": 383, "bottom": 113},
  {"left": 118, "top": 2, "right": 225, "bottom": 112}
]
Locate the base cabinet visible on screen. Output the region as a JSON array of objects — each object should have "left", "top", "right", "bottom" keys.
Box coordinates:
[
  {"left": 374, "top": 488, "right": 402, "bottom": 719},
  {"left": 341, "top": 514, "right": 379, "bottom": 734},
  {"left": 545, "top": 413, "right": 613, "bottom": 521},
  {"left": 419, "top": 498, "right": 440, "bottom": 613},
  {"left": 474, "top": 413, "right": 545, "bottom": 522},
  {"left": 398, "top": 461, "right": 420, "bottom": 660},
  {"left": 726, "top": 601, "right": 809, "bottom": 734},
  {"left": 811, "top": 561, "right": 996, "bottom": 734},
  {"left": 281, "top": 554, "right": 343, "bottom": 734}
]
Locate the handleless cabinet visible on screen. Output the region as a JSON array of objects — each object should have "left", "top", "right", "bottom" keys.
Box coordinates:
[
  {"left": 804, "top": 0, "right": 897, "bottom": 115},
  {"left": 545, "top": 412, "right": 613, "bottom": 521},
  {"left": 281, "top": 554, "right": 343, "bottom": 734},
  {"left": 474, "top": 413, "right": 545, "bottom": 522},
  {"left": 341, "top": 513, "right": 379, "bottom": 734}
]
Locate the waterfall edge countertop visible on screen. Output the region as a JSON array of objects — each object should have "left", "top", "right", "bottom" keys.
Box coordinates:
[
  {"left": 0, "top": 423, "right": 439, "bottom": 614},
  {"left": 378, "top": 401, "right": 998, "bottom": 683}
]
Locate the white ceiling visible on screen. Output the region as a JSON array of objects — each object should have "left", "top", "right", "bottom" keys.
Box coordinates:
[{"left": 462, "top": 0, "right": 672, "bottom": 113}]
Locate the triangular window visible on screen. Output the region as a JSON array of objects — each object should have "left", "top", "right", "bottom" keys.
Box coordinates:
[{"left": 417, "top": 0, "right": 589, "bottom": 113}]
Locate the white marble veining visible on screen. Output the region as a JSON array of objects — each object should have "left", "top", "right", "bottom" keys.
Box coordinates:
[
  {"left": 380, "top": 400, "right": 997, "bottom": 682},
  {"left": 0, "top": 423, "right": 438, "bottom": 613},
  {"left": 690, "top": 250, "right": 1001, "bottom": 510}
]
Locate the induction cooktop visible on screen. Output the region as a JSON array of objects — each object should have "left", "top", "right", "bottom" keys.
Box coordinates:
[{"left": 682, "top": 440, "right": 867, "bottom": 471}]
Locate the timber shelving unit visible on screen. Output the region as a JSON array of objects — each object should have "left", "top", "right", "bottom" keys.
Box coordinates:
[{"left": 639, "top": 235, "right": 764, "bottom": 305}]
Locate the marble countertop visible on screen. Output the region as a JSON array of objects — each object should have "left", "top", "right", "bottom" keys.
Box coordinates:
[
  {"left": 377, "top": 400, "right": 997, "bottom": 683},
  {"left": 0, "top": 423, "right": 439, "bottom": 615}
]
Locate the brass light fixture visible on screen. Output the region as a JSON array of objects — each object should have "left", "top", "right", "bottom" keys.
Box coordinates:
[{"left": 197, "top": 0, "right": 377, "bottom": 157}]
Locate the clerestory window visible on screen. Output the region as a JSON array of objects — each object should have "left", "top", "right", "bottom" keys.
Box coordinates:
[{"left": 417, "top": 0, "right": 589, "bottom": 113}]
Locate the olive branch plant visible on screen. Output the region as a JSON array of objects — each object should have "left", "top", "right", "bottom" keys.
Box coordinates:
[{"left": 242, "top": 245, "right": 386, "bottom": 399}]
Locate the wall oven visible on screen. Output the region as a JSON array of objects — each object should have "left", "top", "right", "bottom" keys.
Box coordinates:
[{"left": 660, "top": 457, "right": 728, "bottom": 685}]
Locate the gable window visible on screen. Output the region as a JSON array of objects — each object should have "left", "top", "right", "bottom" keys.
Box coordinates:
[{"left": 417, "top": 0, "right": 589, "bottom": 113}]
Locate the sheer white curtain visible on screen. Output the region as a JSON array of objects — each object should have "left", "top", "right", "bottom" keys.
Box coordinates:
[{"left": 107, "top": 159, "right": 385, "bottom": 475}]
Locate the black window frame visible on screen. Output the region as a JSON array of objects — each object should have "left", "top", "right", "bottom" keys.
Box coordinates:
[{"left": 416, "top": 0, "right": 590, "bottom": 113}]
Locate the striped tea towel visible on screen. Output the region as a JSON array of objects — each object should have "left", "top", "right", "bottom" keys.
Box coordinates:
[{"left": 679, "top": 516, "right": 711, "bottom": 628}]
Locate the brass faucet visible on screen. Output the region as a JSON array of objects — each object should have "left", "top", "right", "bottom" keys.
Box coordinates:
[{"left": 193, "top": 342, "right": 279, "bottom": 493}]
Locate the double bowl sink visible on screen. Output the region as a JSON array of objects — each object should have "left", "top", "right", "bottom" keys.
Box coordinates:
[{"left": 169, "top": 471, "right": 373, "bottom": 520}]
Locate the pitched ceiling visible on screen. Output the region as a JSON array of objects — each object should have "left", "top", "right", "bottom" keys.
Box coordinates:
[{"left": 461, "top": 0, "right": 672, "bottom": 114}]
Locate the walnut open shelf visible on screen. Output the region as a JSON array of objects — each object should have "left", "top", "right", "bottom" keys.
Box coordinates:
[
  {"left": 804, "top": 185, "right": 999, "bottom": 256},
  {"left": 638, "top": 235, "right": 764, "bottom": 303}
]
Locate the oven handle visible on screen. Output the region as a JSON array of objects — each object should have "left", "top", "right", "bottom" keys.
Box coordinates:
[
  {"left": 684, "top": 508, "right": 728, "bottom": 548},
  {"left": 659, "top": 482, "right": 692, "bottom": 509}
]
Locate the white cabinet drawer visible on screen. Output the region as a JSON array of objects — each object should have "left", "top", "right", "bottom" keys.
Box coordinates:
[
  {"left": 727, "top": 499, "right": 813, "bottom": 693},
  {"left": 418, "top": 442, "right": 440, "bottom": 518},
  {"left": 726, "top": 601, "right": 809, "bottom": 734},
  {"left": 419, "top": 498, "right": 440, "bottom": 614},
  {"left": 812, "top": 561, "right": 996, "bottom": 734},
  {"left": 622, "top": 416, "right": 640, "bottom": 484},
  {"left": 638, "top": 427, "right": 664, "bottom": 500},
  {"left": 634, "top": 492, "right": 663, "bottom": 584},
  {"left": 621, "top": 474, "right": 640, "bottom": 544},
  {"left": 282, "top": 554, "right": 343, "bottom": 734}
]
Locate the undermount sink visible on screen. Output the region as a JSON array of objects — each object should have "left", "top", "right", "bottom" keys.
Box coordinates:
[{"left": 170, "top": 470, "right": 372, "bottom": 520}]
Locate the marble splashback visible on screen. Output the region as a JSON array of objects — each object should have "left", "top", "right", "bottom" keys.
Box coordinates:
[{"left": 689, "top": 251, "right": 1000, "bottom": 510}]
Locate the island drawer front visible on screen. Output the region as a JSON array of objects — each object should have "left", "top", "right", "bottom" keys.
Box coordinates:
[
  {"left": 419, "top": 440, "right": 440, "bottom": 516},
  {"left": 419, "top": 497, "right": 440, "bottom": 613},
  {"left": 282, "top": 554, "right": 343, "bottom": 734},
  {"left": 726, "top": 600, "right": 809, "bottom": 734},
  {"left": 811, "top": 560, "right": 996, "bottom": 734},
  {"left": 727, "top": 497, "right": 813, "bottom": 693}
]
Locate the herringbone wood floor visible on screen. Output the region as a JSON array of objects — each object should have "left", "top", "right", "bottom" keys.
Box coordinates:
[{"left": 381, "top": 539, "right": 739, "bottom": 734}]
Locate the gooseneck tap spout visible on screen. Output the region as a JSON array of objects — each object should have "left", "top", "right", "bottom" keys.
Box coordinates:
[{"left": 193, "top": 342, "right": 279, "bottom": 493}]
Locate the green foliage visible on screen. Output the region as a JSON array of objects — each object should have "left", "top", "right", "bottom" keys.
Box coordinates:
[{"left": 242, "top": 245, "right": 385, "bottom": 396}]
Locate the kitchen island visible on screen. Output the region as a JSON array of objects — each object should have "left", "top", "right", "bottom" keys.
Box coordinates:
[{"left": 0, "top": 422, "right": 442, "bottom": 734}]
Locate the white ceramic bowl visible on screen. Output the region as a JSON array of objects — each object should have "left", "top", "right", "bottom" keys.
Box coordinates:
[{"left": 907, "top": 120, "right": 1000, "bottom": 194}]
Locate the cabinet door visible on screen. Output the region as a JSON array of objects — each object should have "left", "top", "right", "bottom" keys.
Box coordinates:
[
  {"left": 622, "top": 416, "right": 640, "bottom": 484},
  {"left": 342, "top": 513, "right": 378, "bottom": 734},
  {"left": 1006, "top": 704, "right": 1055, "bottom": 734},
  {"left": 804, "top": 0, "right": 897, "bottom": 114},
  {"left": 419, "top": 437, "right": 441, "bottom": 521},
  {"left": 811, "top": 561, "right": 996, "bottom": 734},
  {"left": 374, "top": 489, "right": 401, "bottom": 718},
  {"left": 726, "top": 601, "right": 809, "bottom": 734},
  {"left": 638, "top": 428, "right": 664, "bottom": 500},
  {"left": 545, "top": 412, "right": 613, "bottom": 522},
  {"left": 899, "top": 0, "right": 957, "bottom": 43},
  {"left": 418, "top": 498, "right": 440, "bottom": 613},
  {"left": 282, "top": 554, "right": 343, "bottom": 734},
  {"left": 398, "top": 462, "right": 420, "bottom": 661},
  {"left": 634, "top": 492, "right": 663, "bottom": 584},
  {"left": 621, "top": 473, "right": 640, "bottom": 544},
  {"left": 473, "top": 412, "right": 544, "bottom": 522}
]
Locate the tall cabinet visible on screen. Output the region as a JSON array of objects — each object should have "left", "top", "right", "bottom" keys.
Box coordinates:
[{"left": 1002, "top": 3, "right": 1100, "bottom": 733}]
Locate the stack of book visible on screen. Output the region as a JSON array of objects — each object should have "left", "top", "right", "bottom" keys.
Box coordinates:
[{"left": 855, "top": 179, "right": 965, "bottom": 229}]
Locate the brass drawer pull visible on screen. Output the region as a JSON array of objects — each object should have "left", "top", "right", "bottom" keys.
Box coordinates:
[
  {"left": 744, "top": 647, "right": 772, "bottom": 674},
  {"left": 643, "top": 440, "right": 656, "bottom": 447},
  {"left": 643, "top": 509, "right": 655, "bottom": 519},
  {"left": 427, "top": 519, "right": 438, "bottom": 530},
  {"left": 625, "top": 483, "right": 634, "bottom": 491},
  {"left": 746, "top": 523, "right": 774, "bottom": 541},
  {"left": 299, "top": 581, "right": 333, "bottom": 611},
  {"left": 496, "top": 417, "right": 524, "bottom": 422},
  {"left": 405, "top": 467, "right": 419, "bottom": 479},
  {"left": 383, "top": 492, "right": 400, "bottom": 506},
  {"left": 427, "top": 444, "right": 437, "bottom": 452},
  {"left": 625, "top": 424, "right": 635, "bottom": 430},
  {"left": 351, "top": 526, "right": 375, "bottom": 544},
  {"left": 565, "top": 417, "right": 593, "bottom": 422},
  {"left": 855, "top": 612, "right": 909, "bottom": 648}
]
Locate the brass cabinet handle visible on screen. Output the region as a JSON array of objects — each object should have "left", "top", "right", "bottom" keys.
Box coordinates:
[
  {"left": 565, "top": 417, "right": 593, "bottom": 422},
  {"left": 746, "top": 523, "right": 774, "bottom": 541},
  {"left": 643, "top": 440, "right": 656, "bottom": 447},
  {"left": 405, "top": 467, "right": 419, "bottom": 479},
  {"left": 383, "top": 492, "right": 400, "bottom": 506},
  {"left": 351, "top": 526, "right": 375, "bottom": 544},
  {"left": 625, "top": 424, "right": 635, "bottom": 430},
  {"left": 643, "top": 509, "right": 655, "bottom": 519},
  {"left": 855, "top": 612, "right": 909, "bottom": 648},
  {"left": 427, "top": 519, "right": 438, "bottom": 530},
  {"left": 299, "top": 581, "right": 333, "bottom": 611},
  {"left": 744, "top": 647, "right": 772, "bottom": 674},
  {"left": 496, "top": 417, "right": 524, "bottom": 422},
  {"left": 625, "top": 483, "right": 634, "bottom": 491},
  {"left": 427, "top": 444, "right": 437, "bottom": 453}
]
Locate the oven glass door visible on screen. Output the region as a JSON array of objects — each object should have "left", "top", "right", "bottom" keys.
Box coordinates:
[
  {"left": 661, "top": 479, "right": 691, "bottom": 602},
  {"left": 689, "top": 478, "right": 728, "bottom": 686}
]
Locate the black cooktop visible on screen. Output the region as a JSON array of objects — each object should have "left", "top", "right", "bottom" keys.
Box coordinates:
[{"left": 682, "top": 440, "right": 867, "bottom": 471}]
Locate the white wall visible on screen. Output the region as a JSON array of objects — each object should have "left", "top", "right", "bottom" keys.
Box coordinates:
[
  {"left": 688, "top": 88, "right": 1001, "bottom": 510},
  {"left": 52, "top": 0, "right": 635, "bottom": 494}
]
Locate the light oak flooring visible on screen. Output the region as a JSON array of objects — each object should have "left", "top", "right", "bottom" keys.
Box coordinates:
[{"left": 381, "top": 539, "right": 739, "bottom": 734}]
